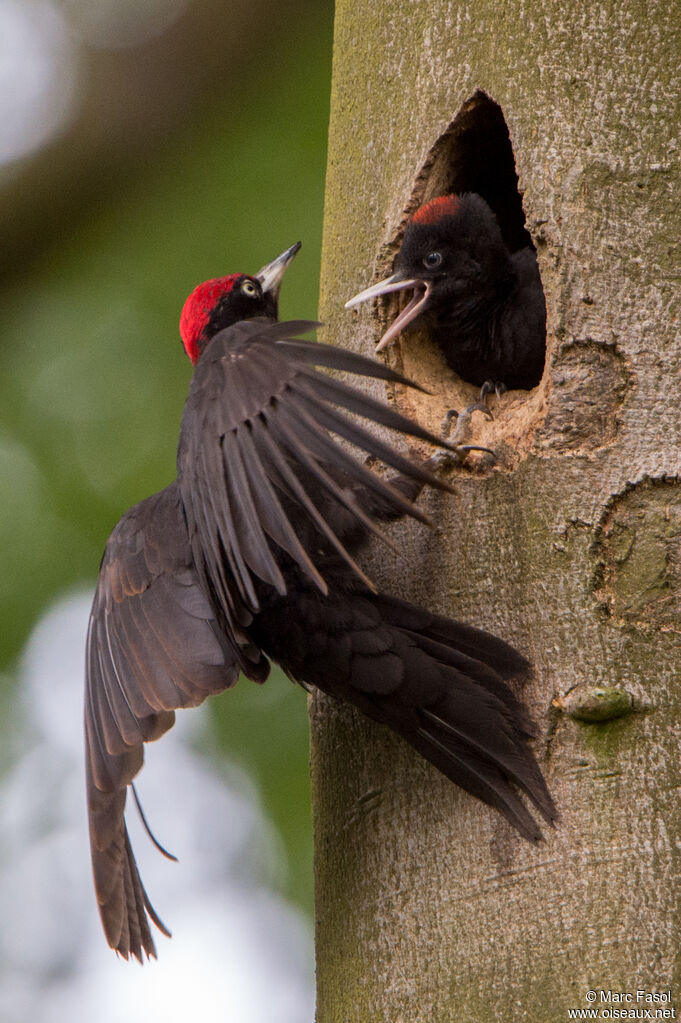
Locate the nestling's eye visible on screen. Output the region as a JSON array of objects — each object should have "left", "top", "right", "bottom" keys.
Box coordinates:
[
  {"left": 423, "top": 252, "right": 443, "bottom": 269},
  {"left": 241, "top": 279, "right": 259, "bottom": 297}
]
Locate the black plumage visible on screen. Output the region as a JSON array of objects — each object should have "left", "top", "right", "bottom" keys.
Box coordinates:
[
  {"left": 346, "top": 192, "right": 546, "bottom": 391},
  {"left": 85, "top": 244, "right": 556, "bottom": 962},
  {"left": 85, "top": 482, "right": 236, "bottom": 958}
]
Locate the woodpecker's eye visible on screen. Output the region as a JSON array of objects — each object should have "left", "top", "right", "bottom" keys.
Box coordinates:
[
  {"left": 423, "top": 252, "right": 443, "bottom": 269},
  {"left": 241, "top": 279, "right": 259, "bottom": 297}
]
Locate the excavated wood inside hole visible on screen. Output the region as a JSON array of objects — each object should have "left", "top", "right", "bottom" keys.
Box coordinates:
[{"left": 372, "top": 90, "right": 549, "bottom": 472}]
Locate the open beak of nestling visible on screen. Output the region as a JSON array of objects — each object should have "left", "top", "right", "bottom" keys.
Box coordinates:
[
  {"left": 345, "top": 273, "right": 431, "bottom": 352},
  {"left": 256, "top": 241, "right": 302, "bottom": 299}
]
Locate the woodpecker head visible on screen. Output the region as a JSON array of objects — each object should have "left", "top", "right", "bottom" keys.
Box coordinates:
[
  {"left": 180, "top": 241, "right": 301, "bottom": 364},
  {"left": 345, "top": 194, "right": 512, "bottom": 351}
]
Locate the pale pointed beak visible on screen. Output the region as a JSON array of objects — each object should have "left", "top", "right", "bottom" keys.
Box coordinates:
[
  {"left": 345, "top": 273, "right": 431, "bottom": 351},
  {"left": 256, "top": 242, "right": 301, "bottom": 298}
]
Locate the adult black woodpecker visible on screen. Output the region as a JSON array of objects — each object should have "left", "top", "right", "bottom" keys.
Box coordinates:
[
  {"left": 346, "top": 193, "right": 547, "bottom": 392},
  {"left": 85, "top": 242, "right": 556, "bottom": 962}
]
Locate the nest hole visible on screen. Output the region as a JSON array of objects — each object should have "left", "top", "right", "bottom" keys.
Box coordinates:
[
  {"left": 414, "top": 89, "right": 534, "bottom": 254},
  {"left": 374, "top": 90, "right": 548, "bottom": 469}
]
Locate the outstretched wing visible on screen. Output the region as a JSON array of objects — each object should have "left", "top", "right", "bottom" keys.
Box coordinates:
[
  {"left": 178, "top": 318, "right": 452, "bottom": 634},
  {"left": 85, "top": 481, "right": 245, "bottom": 961}
]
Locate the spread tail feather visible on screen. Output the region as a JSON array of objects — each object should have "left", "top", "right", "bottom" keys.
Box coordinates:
[
  {"left": 300, "top": 591, "right": 558, "bottom": 841},
  {"left": 372, "top": 594, "right": 557, "bottom": 839}
]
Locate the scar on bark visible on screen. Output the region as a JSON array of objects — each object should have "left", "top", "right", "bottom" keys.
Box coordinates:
[
  {"left": 534, "top": 339, "right": 629, "bottom": 453},
  {"left": 593, "top": 476, "right": 681, "bottom": 632}
]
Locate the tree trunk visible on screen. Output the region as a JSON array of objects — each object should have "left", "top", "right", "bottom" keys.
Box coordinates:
[{"left": 310, "top": 1, "right": 681, "bottom": 1020}]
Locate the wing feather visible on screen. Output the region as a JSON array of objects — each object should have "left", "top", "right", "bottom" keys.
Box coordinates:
[
  {"left": 234, "top": 420, "right": 327, "bottom": 590},
  {"left": 266, "top": 400, "right": 407, "bottom": 552},
  {"left": 220, "top": 428, "right": 287, "bottom": 594},
  {"left": 85, "top": 482, "right": 238, "bottom": 961},
  {"left": 276, "top": 390, "right": 432, "bottom": 525},
  {"left": 177, "top": 319, "right": 451, "bottom": 627},
  {"left": 289, "top": 375, "right": 447, "bottom": 491}
]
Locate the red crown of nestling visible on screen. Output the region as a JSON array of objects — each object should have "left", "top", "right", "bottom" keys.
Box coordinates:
[
  {"left": 411, "top": 194, "right": 461, "bottom": 225},
  {"left": 179, "top": 275, "right": 241, "bottom": 364}
]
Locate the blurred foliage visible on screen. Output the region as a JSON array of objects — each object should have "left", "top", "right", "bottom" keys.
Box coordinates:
[{"left": 0, "top": 6, "right": 334, "bottom": 913}]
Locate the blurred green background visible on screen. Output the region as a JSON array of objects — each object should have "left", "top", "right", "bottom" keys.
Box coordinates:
[{"left": 0, "top": 0, "right": 335, "bottom": 916}]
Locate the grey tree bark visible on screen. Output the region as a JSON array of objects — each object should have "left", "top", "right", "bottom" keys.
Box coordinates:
[{"left": 310, "top": 1, "right": 681, "bottom": 1020}]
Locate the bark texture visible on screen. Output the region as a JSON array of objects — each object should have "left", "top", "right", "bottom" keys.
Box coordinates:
[{"left": 310, "top": 1, "right": 681, "bottom": 1020}]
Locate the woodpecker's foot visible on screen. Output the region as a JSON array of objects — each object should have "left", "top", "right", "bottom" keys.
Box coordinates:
[
  {"left": 427, "top": 403, "right": 494, "bottom": 471},
  {"left": 479, "top": 380, "right": 507, "bottom": 409}
]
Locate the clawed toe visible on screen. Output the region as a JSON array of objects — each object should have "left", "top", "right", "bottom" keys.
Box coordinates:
[
  {"left": 479, "top": 380, "right": 507, "bottom": 408},
  {"left": 427, "top": 404, "right": 495, "bottom": 471}
]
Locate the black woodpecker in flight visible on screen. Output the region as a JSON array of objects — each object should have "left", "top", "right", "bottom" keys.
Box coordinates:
[{"left": 85, "top": 242, "right": 556, "bottom": 962}]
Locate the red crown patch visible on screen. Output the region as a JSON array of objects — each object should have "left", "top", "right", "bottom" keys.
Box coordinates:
[{"left": 411, "top": 195, "right": 461, "bottom": 225}]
